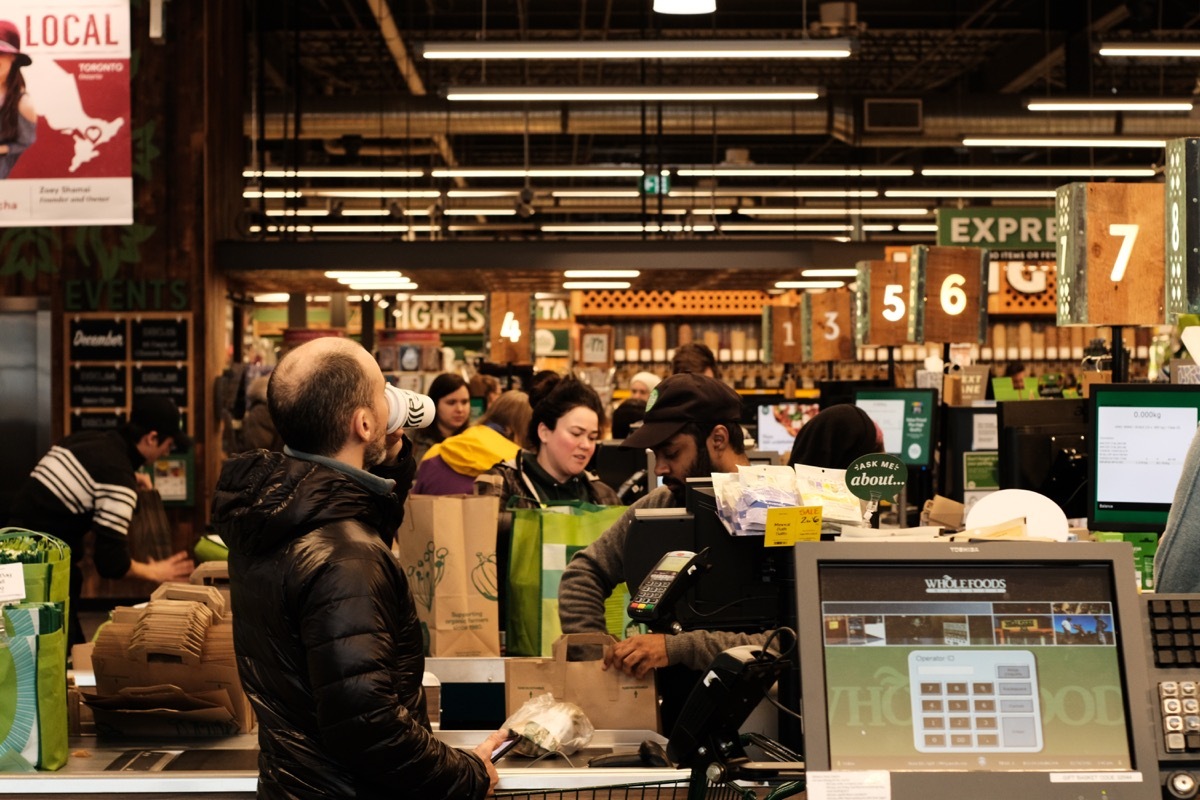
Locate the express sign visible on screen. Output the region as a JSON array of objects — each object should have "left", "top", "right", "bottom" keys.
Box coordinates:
[{"left": 936, "top": 208, "right": 1058, "bottom": 250}]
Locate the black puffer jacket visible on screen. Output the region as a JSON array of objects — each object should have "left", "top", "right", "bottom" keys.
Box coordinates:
[{"left": 211, "top": 450, "right": 489, "bottom": 799}]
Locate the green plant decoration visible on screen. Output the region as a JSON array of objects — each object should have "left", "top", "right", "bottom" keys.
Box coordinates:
[
  {"left": 74, "top": 223, "right": 156, "bottom": 280},
  {"left": 471, "top": 552, "right": 499, "bottom": 601},
  {"left": 132, "top": 120, "right": 159, "bottom": 181},
  {"left": 407, "top": 541, "right": 448, "bottom": 612},
  {"left": 0, "top": 228, "right": 62, "bottom": 279}
]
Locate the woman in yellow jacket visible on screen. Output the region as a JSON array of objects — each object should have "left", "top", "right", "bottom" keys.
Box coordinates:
[{"left": 411, "top": 391, "right": 531, "bottom": 495}]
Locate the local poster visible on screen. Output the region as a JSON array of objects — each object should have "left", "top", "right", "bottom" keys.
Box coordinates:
[{"left": 0, "top": 1, "right": 131, "bottom": 226}]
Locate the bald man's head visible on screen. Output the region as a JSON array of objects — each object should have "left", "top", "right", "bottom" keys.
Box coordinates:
[{"left": 268, "top": 337, "right": 377, "bottom": 457}]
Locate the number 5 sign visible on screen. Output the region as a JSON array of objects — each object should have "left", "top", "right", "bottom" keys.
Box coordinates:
[
  {"left": 1056, "top": 182, "right": 1165, "bottom": 326},
  {"left": 855, "top": 259, "right": 913, "bottom": 347},
  {"left": 908, "top": 245, "right": 988, "bottom": 344}
]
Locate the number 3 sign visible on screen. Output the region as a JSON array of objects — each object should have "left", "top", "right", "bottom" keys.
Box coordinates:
[
  {"left": 804, "top": 289, "right": 855, "bottom": 361},
  {"left": 1056, "top": 182, "right": 1165, "bottom": 326}
]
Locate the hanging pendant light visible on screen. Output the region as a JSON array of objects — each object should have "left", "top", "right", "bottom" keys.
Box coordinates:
[{"left": 653, "top": 0, "right": 716, "bottom": 14}]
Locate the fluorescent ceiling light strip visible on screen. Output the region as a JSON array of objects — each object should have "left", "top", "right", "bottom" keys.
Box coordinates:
[
  {"left": 310, "top": 190, "right": 443, "bottom": 199},
  {"left": 654, "top": 0, "right": 717, "bottom": 14},
  {"left": 663, "top": 208, "right": 732, "bottom": 215},
  {"left": 552, "top": 189, "right": 641, "bottom": 198},
  {"left": 409, "top": 294, "right": 487, "bottom": 301},
  {"left": 433, "top": 168, "right": 644, "bottom": 178},
  {"left": 446, "top": 86, "right": 820, "bottom": 102},
  {"left": 422, "top": 39, "right": 851, "bottom": 60},
  {"left": 563, "top": 270, "right": 641, "bottom": 278},
  {"left": 885, "top": 189, "right": 1056, "bottom": 198},
  {"left": 242, "top": 169, "right": 423, "bottom": 179},
  {"left": 1099, "top": 43, "right": 1200, "bottom": 57},
  {"left": 266, "top": 209, "right": 326, "bottom": 217},
  {"left": 962, "top": 136, "right": 1166, "bottom": 148},
  {"left": 720, "top": 224, "right": 853, "bottom": 232},
  {"left": 677, "top": 167, "right": 913, "bottom": 177},
  {"left": 541, "top": 224, "right": 716, "bottom": 233},
  {"left": 447, "top": 189, "right": 520, "bottom": 197},
  {"left": 325, "top": 271, "right": 405, "bottom": 279},
  {"left": 562, "top": 281, "right": 633, "bottom": 289},
  {"left": 669, "top": 188, "right": 880, "bottom": 198},
  {"left": 348, "top": 283, "right": 419, "bottom": 290},
  {"left": 443, "top": 208, "right": 518, "bottom": 216},
  {"left": 898, "top": 224, "right": 939, "bottom": 232},
  {"left": 252, "top": 293, "right": 290, "bottom": 303},
  {"left": 776, "top": 281, "right": 850, "bottom": 290},
  {"left": 741, "top": 207, "right": 929, "bottom": 216},
  {"left": 801, "top": 268, "right": 859, "bottom": 278},
  {"left": 920, "top": 166, "right": 1156, "bottom": 177},
  {"left": 1025, "top": 99, "right": 1193, "bottom": 112},
  {"left": 244, "top": 190, "right": 303, "bottom": 199}
]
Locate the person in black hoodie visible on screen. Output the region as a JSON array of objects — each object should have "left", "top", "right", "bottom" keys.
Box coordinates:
[
  {"left": 788, "top": 403, "right": 883, "bottom": 469},
  {"left": 211, "top": 336, "right": 506, "bottom": 800}
]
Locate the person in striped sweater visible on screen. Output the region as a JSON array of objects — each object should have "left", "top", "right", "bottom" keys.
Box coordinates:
[{"left": 6, "top": 396, "right": 195, "bottom": 645}]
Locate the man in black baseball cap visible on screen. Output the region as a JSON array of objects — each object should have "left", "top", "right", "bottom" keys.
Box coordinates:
[{"left": 559, "top": 373, "right": 760, "bottom": 711}]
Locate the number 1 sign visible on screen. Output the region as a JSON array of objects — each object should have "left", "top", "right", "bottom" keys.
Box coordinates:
[{"left": 1056, "top": 182, "right": 1165, "bottom": 326}]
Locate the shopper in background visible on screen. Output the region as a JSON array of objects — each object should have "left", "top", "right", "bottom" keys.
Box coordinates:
[
  {"left": 788, "top": 404, "right": 884, "bottom": 470},
  {"left": 240, "top": 375, "right": 284, "bottom": 452},
  {"left": 610, "top": 398, "right": 647, "bottom": 440},
  {"left": 558, "top": 373, "right": 763, "bottom": 688},
  {"left": 468, "top": 373, "right": 502, "bottom": 409},
  {"left": 1005, "top": 362, "right": 1027, "bottom": 391},
  {"left": 412, "top": 390, "right": 532, "bottom": 495},
  {"left": 670, "top": 342, "right": 719, "bottom": 378},
  {"left": 7, "top": 396, "right": 195, "bottom": 646},
  {"left": 211, "top": 336, "right": 505, "bottom": 799},
  {"left": 409, "top": 373, "right": 471, "bottom": 463},
  {"left": 476, "top": 375, "right": 618, "bottom": 509},
  {"left": 628, "top": 370, "right": 661, "bottom": 402}
]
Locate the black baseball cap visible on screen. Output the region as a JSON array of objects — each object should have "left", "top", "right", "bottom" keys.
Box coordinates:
[
  {"left": 130, "top": 396, "right": 192, "bottom": 453},
  {"left": 621, "top": 372, "right": 743, "bottom": 451}
]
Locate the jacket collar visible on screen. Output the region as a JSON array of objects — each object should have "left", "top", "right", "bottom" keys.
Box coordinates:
[{"left": 283, "top": 446, "right": 396, "bottom": 495}]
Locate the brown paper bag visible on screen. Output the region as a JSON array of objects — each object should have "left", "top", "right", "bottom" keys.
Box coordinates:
[
  {"left": 395, "top": 494, "right": 501, "bottom": 658},
  {"left": 505, "top": 633, "right": 660, "bottom": 732}
]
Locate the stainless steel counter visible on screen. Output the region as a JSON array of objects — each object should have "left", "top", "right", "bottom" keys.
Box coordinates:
[{"left": 0, "top": 730, "right": 688, "bottom": 797}]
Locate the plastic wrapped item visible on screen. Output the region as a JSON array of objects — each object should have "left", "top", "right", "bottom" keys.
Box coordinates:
[{"left": 501, "top": 692, "right": 595, "bottom": 756}]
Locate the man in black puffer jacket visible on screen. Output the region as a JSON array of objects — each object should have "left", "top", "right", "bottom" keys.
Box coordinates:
[{"left": 212, "top": 336, "right": 506, "bottom": 799}]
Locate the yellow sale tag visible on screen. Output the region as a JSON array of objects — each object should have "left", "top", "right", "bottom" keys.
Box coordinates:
[{"left": 764, "top": 505, "right": 824, "bottom": 547}]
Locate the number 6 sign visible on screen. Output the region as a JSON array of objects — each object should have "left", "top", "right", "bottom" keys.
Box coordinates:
[
  {"left": 908, "top": 245, "right": 988, "bottom": 344},
  {"left": 1056, "top": 182, "right": 1165, "bottom": 326}
]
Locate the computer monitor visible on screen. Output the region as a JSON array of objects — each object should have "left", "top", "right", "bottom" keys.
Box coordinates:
[
  {"left": 793, "top": 541, "right": 1159, "bottom": 800},
  {"left": 1088, "top": 384, "right": 1200, "bottom": 532},
  {"left": 590, "top": 440, "right": 655, "bottom": 505},
  {"left": 754, "top": 402, "right": 820, "bottom": 455},
  {"left": 997, "top": 399, "right": 1089, "bottom": 520},
  {"left": 622, "top": 479, "right": 785, "bottom": 633},
  {"left": 854, "top": 388, "right": 938, "bottom": 467}
]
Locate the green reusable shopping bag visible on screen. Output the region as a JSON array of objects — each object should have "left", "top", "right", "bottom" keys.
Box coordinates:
[
  {"left": 506, "top": 501, "right": 626, "bottom": 657},
  {"left": 0, "top": 529, "right": 70, "bottom": 772}
]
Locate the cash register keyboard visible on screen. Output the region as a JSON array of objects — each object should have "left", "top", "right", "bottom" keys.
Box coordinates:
[{"left": 1149, "top": 598, "right": 1200, "bottom": 756}]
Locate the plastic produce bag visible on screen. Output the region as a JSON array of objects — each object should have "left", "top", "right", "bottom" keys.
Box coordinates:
[{"left": 501, "top": 692, "right": 594, "bottom": 756}]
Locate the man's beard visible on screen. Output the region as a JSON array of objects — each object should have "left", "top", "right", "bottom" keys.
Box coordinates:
[
  {"left": 664, "top": 439, "right": 713, "bottom": 502},
  {"left": 364, "top": 430, "right": 387, "bottom": 467}
]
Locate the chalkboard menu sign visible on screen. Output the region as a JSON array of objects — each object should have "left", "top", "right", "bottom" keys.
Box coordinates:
[
  {"left": 69, "top": 317, "right": 127, "bottom": 361},
  {"left": 65, "top": 313, "right": 194, "bottom": 465},
  {"left": 132, "top": 317, "right": 188, "bottom": 360},
  {"left": 132, "top": 365, "right": 188, "bottom": 403},
  {"left": 69, "top": 364, "right": 128, "bottom": 408}
]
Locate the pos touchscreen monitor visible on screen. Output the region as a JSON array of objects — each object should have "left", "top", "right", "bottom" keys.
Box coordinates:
[
  {"left": 854, "top": 388, "right": 937, "bottom": 467},
  {"left": 793, "top": 541, "right": 1159, "bottom": 800},
  {"left": 1088, "top": 384, "right": 1200, "bottom": 532}
]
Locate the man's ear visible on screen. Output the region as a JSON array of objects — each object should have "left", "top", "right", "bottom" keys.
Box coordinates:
[
  {"left": 707, "top": 424, "right": 729, "bottom": 456},
  {"left": 350, "top": 406, "right": 373, "bottom": 444}
]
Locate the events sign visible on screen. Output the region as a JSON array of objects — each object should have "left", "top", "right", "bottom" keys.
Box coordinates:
[{"left": 0, "top": 1, "right": 131, "bottom": 226}]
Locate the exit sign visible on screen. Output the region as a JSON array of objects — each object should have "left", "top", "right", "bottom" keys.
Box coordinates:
[{"left": 640, "top": 175, "right": 671, "bottom": 195}]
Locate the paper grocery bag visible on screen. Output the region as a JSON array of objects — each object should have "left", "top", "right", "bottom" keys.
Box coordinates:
[
  {"left": 505, "top": 633, "right": 659, "bottom": 732},
  {"left": 396, "top": 495, "right": 501, "bottom": 658}
]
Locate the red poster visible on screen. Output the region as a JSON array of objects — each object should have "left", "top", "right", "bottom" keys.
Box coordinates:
[{"left": 0, "top": 0, "right": 131, "bottom": 225}]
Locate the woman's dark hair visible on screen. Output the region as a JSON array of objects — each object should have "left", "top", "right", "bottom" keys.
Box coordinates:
[
  {"left": 611, "top": 398, "right": 646, "bottom": 440},
  {"left": 427, "top": 373, "right": 468, "bottom": 404},
  {"left": 528, "top": 370, "right": 562, "bottom": 409},
  {"left": 1004, "top": 362, "right": 1026, "bottom": 378},
  {"left": 788, "top": 404, "right": 881, "bottom": 470},
  {"left": 527, "top": 375, "right": 607, "bottom": 451},
  {"left": 671, "top": 343, "right": 720, "bottom": 379},
  {"left": 0, "top": 66, "right": 26, "bottom": 143}
]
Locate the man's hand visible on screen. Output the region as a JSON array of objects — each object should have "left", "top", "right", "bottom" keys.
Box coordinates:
[
  {"left": 603, "top": 634, "right": 668, "bottom": 679},
  {"left": 471, "top": 728, "right": 511, "bottom": 795},
  {"left": 381, "top": 431, "right": 407, "bottom": 466},
  {"left": 126, "top": 550, "right": 195, "bottom": 584},
  {"left": 135, "top": 472, "right": 153, "bottom": 490}
]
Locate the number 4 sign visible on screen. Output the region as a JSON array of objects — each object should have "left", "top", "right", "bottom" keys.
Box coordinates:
[{"left": 1056, "top": 182, "right": 1165, "bottom": 326}]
